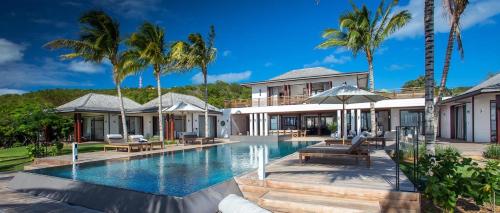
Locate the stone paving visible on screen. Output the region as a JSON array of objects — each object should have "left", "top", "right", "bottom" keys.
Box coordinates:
[{"left": 0, "top": 172, "right": 101, "bottom": 213}]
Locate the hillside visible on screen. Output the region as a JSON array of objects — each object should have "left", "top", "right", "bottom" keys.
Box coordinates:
[{"left": 0, "top": 81, "right": 251, "bottom": 110}]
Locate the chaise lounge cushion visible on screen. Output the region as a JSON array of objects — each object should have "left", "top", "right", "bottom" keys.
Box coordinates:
[{"left": 347, "top": 135, "right": 366, "bottom": 154}]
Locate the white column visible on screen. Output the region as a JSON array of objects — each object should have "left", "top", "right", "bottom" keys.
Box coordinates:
[
  {"left": 356, "top": 109, "right": 361, "bottom": 134},
  {"left": 259, "top": 113, "right": 264, "bottom": 136},
  {"left": 253, "top": 114, "right": 259, "bottom": 136},
  {"left": 350, "top": 109, "right": 355, "bottom": 135},
  {"left": 336, "top": 110, "right": 342, "bottom": 138},
  {"left": 249, "top": 114, "right": 254, "bottom": 136},
  {"left": 264, "top": 113, "right": 269, "bottom": 136},
  {"left": 343, "top": 110, "right": 348, "bottom": 139}
]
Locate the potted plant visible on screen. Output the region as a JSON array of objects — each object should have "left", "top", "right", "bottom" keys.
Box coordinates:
[{"left": 328, "top": 122, "right": 338, "bottom": 138}]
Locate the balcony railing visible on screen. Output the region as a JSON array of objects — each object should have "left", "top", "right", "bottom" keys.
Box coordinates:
[{"left": 224, "top": 87, "right": 425, "bottom": 108}]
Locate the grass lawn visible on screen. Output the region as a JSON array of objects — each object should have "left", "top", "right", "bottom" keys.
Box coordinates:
[
  {"left": 0, "top": 143, "right": 105, "bottom": 172},
  {"left": 0, "top": 146, "right": 31, "bottom": 172},
  {"left": 0, "top": 140, "right": 179, "bottom": 172}
]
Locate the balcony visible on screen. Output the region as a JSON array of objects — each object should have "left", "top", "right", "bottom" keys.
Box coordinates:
[{"left": 224, "top": 87, "right": 425, "bottom": 108}]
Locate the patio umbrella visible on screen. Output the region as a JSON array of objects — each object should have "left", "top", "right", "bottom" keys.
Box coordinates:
[
  {"left": 163, "top": 102, "right": 204, "bottom": 113},
  {"left": 305, "top": 82, "right": 386, "bottom": 143}
]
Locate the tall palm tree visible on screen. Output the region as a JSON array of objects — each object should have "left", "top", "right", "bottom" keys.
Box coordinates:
[
  {"left": 127, "top": 22, "right": 170, "bottom": 144},
  {"left": 433, "top": 0, "right": 469, "bottom": 140},
  {"left": 170, "top": 26, "right": 216, "bottom": 138},
  {"left": 45, "top": 11, "right": 135, "bottom": 142},
  {"left": 424, "top": 0, "right": 435, "bottom": 155},
  {"left": 317, "top": 0, "right": 411, "bottom": 135}
]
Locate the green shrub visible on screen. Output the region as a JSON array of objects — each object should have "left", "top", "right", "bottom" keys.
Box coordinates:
[
  {"left": 435, "top": 145, "right": 460, "bottom": 156},
  {"left": 54, "top": 141, "right": 64, "bottom": 151},
  {"left": 26, "top": 144, "right": 41, "bottom": 160},
  {"left": 466, "top": 160, "right": 500, "bottom": 207},
  {"left": 419, "top": 149, "right": 475, "bottom": 212},
  {"left": 483, "top": 145, "right": 500, "bottom": 160}
]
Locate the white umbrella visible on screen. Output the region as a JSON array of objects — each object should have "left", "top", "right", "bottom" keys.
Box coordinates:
[
  {"left": 163, "top": 102, "right": 204, "bottom": 113},
  {"left": 305, "top": 82, "right": 386, "bottom": 142}
]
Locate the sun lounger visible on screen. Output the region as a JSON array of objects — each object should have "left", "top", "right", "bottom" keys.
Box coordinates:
[
  {"left": 291, "top": 130, "right": 300, "bottom": 138},
  {"left": 299, "top": 135, "right": 370, "bottom": 167},
  {"left": 103, "top": 134, "right": 149, "bottom": 152},
  {"left": 179, "top": 132, "right": 197, "bottom": 145}
]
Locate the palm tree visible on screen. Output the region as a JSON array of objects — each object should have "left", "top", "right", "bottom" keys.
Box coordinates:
[
  {"left": 45, "top": 11, "right": 135, "bottom": 142},
  {"left": 170, "top": 26, "right": 216, "bottom": 139},
  {"left": 317, "top": 0, "right": 411, "bottom": 135},
  {"left": 127, "top": 22, "right": 171, "bottom": 144},
  {"left": 424, "top": 0, "right": 435, "bottom": 155},
  {"left": 433, "top": 0, "right": 469, "bottom": 141}
]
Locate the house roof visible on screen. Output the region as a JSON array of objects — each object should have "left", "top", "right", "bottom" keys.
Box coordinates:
[
  {"left": 137, "top": 92, "right": 221, "bottom": 113},
  {"left": 56, "top": 93, "right": 142, "bottom": 113},
  {"left": 241, "top": 67, "right": 367, "bottom": 86},
  {"left": 443, "top": 73, "right": 500, "bottom": 103}
]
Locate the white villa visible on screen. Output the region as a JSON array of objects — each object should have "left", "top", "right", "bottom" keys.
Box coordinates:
[
  {"left": 57, "top": 67, "right": 500, "bottom": 144},
  {"left": 224, "top": 67, "right": 426, "bottom": 139},
  {"left": 57, "top": 92, "right": 224, "bottom": 142}
]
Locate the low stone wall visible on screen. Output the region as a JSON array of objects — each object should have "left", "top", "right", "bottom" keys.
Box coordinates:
[{"left": 8, "top": 172, "right": 242, "bottom": 213}]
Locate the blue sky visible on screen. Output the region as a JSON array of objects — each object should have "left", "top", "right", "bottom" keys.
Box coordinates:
[{"left": 1, "top": 0, "right": 500, "bottom": 95}]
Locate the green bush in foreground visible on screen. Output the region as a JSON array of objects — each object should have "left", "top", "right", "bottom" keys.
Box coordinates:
[
  {"left": 418, "top": 149, "right": 499, "bottom": 212},
  {"left": 483, "top": 144, "right": 500, "bottom": 160}
]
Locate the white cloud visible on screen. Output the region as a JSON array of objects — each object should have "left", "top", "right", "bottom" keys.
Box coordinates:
[
  {"left": 222, "top": 50, "right": 232, "bottom": 57},
  {"left": 392, "top": 0, "right": 500, "bottom": 39},
  {"left": 68, "top": 60, "right": 104, "bottom": 73},
  {"left": 0, "top": 88, "right": 28, "bottom": 96},
  {"left": 385, "top": 64, "right": 414, "bottom": 71},
  {"left": 191, "top": 70, "right": 252, "bottom": 84},
  {"left": 0, "top": 58, "right": 93, "bottom": 88},
  {"left": 0, "top": 38, "right": 26, "bottom": 64},
  {"left": 264, "top": 62, "right": 273, "bottom": 67},
  {"left": 304, "top": 54, "right": 351, "bottom": 67}
]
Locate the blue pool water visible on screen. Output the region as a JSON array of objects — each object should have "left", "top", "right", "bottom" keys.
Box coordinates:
[{"left": 31, "top": 141, "right": 317, "bottom": 197}]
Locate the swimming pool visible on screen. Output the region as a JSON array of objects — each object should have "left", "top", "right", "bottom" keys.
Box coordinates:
[{"left": 31, "top": 141, "right": 317, "bottom": 197}]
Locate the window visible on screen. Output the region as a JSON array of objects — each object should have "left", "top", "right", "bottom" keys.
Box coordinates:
[
  {"left": 270, "top": 115, "right": 279, "bottom": 130},
  {"left": 400, "top": 110, "right": 424, "bottom": 135},
  {"left": 491, "top": 101, "right": 497, "bottom": 142},
  {"left": 282, "top": 116, "right": 297, "bottom": 130}
]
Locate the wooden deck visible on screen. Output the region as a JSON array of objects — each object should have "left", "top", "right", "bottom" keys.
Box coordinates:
[{"left": 235, "top": 143, "right": 419, "bottom": 213}]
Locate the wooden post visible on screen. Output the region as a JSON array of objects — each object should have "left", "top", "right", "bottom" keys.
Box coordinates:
[
  {"left": 170, "top": 114, "right": 175, "bottom": 141},
  {"left": 164, "top": 115, "right": 169, "bottom": 140}
]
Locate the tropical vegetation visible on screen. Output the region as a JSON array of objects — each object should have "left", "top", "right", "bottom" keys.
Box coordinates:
[
  {"left": 484, "top": 144, "right": 500, "bottom": 160},
  {"left": 317, "top": 0, "right": 411, "bottom": 135},
  {"left": 45, "top": 11, "right": 141, "bottom": 143},
  {"left": 424, "top": 0, "right": 436, "bottom": 155},
  {"left": 170, "top": 26, "right": 217, "bottom": 138},
  {"left": 126, "top": 22, "right": 182, "bottom": 144}
]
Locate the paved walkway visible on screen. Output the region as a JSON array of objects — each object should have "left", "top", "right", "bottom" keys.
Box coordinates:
[{"left": 0, "top": 172, "right": 100, "bottom": 213}]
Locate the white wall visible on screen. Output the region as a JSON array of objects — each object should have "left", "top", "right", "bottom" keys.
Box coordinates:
[
  {"left": 143, "top": 114, "right": 153, "bottom": 138},
  {"left": 440, "top": 105, "right": 451, "bottom": 139},
  {"left": 474, "top": 93, "right": 496, "bottom": 142},
  {"left": 109, "top": 114, "right": 120, "bottom": 134},
  {"left": 466, "top": 102, "right": 473, "bottom": 141},
  {"left": 251, "top": 85, "right": 267, "bottom": 107}
]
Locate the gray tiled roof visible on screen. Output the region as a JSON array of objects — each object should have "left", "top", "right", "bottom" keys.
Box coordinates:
[
  {"left": 443, "top": 73, "right": 500, "bottom": 103},
  {"left": 56, "top": 93, "right": 142, "bottom": 113},
  {"left": 270, "top": 67, "right": 341, "bottom": 80},
  {"left": 462, "top": 73, "right": 500, "bottom": 94},
  {"left": 138, "top": 92, "right": 220, "bottom": 113}
]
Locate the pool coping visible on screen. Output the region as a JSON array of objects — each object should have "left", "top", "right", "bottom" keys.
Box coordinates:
[{"left": 8, "top": 171, "right": 243, "bottom": 213}]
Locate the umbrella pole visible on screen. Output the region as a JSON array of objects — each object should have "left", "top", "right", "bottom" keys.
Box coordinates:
[{"left": 342, "top": 102, "right": 346, "bottom": 145}]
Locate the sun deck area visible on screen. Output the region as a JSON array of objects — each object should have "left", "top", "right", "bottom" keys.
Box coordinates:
[{"left": 236, "top": 143, "right": 419, "bottom": 212}]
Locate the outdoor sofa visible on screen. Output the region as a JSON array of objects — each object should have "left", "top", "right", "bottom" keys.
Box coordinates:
[
  {"left": 298, "top": 135, "right": 371, "bottom": 167},
  {"left": 103, "top": 134, "right": 158, "bottom": 152}
]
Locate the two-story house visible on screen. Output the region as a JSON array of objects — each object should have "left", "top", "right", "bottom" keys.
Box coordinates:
[{"left": 223, "top": 67, "right": 426, "bottom": 138}]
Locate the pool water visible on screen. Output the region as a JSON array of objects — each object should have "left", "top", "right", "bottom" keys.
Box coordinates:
[{"left": 31, "top": 141, "right": 317, "bottom": 197}]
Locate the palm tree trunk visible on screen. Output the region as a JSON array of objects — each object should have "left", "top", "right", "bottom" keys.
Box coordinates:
[
  {"left": 424, "top": 0, "right": 435, "bottom": 155},
  {"left": 202, "top": 66, "right": 209, "bottom": 139},
  {"left": 116, "top": 84, "right": 128, "bottom": 142},
  {"left": 156, "top": 70, "right": 164, "bottom": 143},
  {"left": 368, "top": 59, "right": 377, "bottom": 136},
  {"left": 433, "top": 21, "right": 456, "bottom": 142}
]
